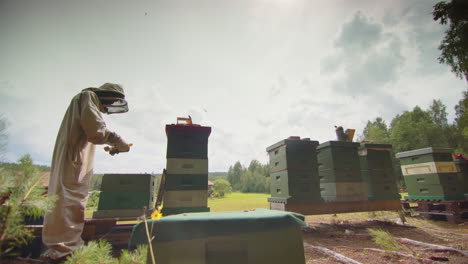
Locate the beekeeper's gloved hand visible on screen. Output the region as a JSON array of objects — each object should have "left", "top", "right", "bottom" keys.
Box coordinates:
[{"left": 110, "top": 133, "right": 130, "bottom": 152}]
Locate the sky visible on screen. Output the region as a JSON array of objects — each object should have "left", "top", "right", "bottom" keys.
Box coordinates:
[{"left": 0, "top": 0, "right": 466, "bottom": 173}]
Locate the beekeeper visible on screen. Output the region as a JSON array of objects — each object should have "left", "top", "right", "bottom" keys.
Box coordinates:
[{"left": 42, "top": 83, "right": 131, "bottom": 260}]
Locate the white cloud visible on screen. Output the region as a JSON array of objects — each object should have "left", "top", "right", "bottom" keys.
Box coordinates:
[{"left": 1, "top": 0, "right": 466, "bottom": 173}]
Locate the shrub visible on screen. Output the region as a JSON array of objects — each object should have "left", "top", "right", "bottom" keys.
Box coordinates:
[
  {"left": 64, "top": 240, "right": 148, "bottom": 264},
  {"left": 212, "top": 179, "right": 232, "bottom": 198},
  {"left": 0, "top": 154, "right": 56, "bottom": 257},
  {"left": 64, "top": 240, "right": 116, "bottom": 264},
  {"left": 86, "top": 190, "right": 100, "bottom": 209}
]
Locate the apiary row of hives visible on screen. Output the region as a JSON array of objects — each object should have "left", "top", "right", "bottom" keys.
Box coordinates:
[
  {"left": 266, "top": 137, "right": 399, "bottom": 204},
  {"left": 267, "top": 137, "right": 468, "bottom": 203}
]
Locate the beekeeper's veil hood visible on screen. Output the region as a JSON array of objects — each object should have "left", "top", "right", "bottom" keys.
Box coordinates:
[{"left": 83, "top": 83, "right": 128, "bottom": 114}]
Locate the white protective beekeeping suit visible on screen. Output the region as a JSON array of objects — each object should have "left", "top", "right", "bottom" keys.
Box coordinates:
[{"left": 42, "top": 83, "right": 130, "bottom": 259}]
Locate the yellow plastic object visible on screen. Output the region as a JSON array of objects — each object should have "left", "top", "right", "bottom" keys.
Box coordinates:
[
  {"left": 346, "top": 129, "right": 355, "bottom": 142},
  {"left": 177, "top": 116, "right": 193, "bottom": 125},
  {"left": 151, "top": 207, "right": 163, "bottom": 220}
]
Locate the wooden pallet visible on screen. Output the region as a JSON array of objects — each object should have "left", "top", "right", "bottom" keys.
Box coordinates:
[
  {"left": 401, "top": 199, "right": 468, "bottom": 224},
  {"left": 82, "top": 218, "right": 138, "bottom": 247},
  {"left": 26, "top": 217, "right": 141, "bottom": 257},
  {"left": 270, "top": 199, "right": 402, "bottom": 215}
]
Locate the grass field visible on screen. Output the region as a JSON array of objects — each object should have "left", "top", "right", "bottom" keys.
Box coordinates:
[
  {"left": 86, "top": 192, "right": 410, "bottom": 217},
  {"left": 85, "top": 192, "right": 270, "bottom": 219},
  {"left": 208, "top": 192, "right": 270, "bottom": 212}
]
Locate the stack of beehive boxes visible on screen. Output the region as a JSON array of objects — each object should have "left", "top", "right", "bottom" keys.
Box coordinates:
[
  {"left": 266, "top": 137, "right": 322, "bottom": 204},
  {"left": 396, "top": 147, "right": 464, "bottom": 201},
  {"left": 454, "top": 157, "right": 468, "bottom": 198},
  {"left": 317, "top": 141, "right": 366, "bottom": 202},
  {"left": 162, "top": 123, "right": 211, "bottom": 215},
  {"left": 359, "top": 143, "right": 400, "bottom": 200},
  {"left": 93, "top": 173, "right": 155, "bottom": 218}
]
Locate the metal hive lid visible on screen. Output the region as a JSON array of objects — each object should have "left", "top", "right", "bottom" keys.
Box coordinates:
[
  {"left": 395, "top": 147, "right": 453, "bottom": 159},
  {"left": 317, "top": 140, "right": 360, "bottom": 150},
  {"left": 266, "top": 137, "right": 319, "bottom": 152}
]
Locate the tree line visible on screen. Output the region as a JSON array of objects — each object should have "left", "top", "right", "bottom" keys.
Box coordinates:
[
  {"left": 0, "top": 162, "right": 51, "bottom": 173},
  {"left": 226, "top": 160, "right": 270, "bottom": 193},
  {"left": 360, "top": 91, "right": 468, "bottom": 155}
]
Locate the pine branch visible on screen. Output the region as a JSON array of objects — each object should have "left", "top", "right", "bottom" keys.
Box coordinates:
[{"left": 0, "top": 205, "right": 12, "bottom": 256}]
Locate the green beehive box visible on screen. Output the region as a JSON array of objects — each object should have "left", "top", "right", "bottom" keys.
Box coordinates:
[
  {"left": 455, "top": 159, "right": 468, "bottom": 194},
  {"left": 100, "top": 174, "right": 154, "bottom": 192},
  {"left": 359, "top": 143, "right": 393, "bottom": 170},
  {"left": 97, "top": 191, "right": 154, "bottom": 211},
  {"left": 266, "top": 138, "right": 319, "bottom": 172},
  {"left": 163, "top": 190, "right": 208, "bottom": 208},
  {"left": 129, "top": 209, "right": 307, "bottom": 264},
  {"left": 267, "top": 196, "right": 323, "bottom": 203},
  {"left": 404, "top": 173, "right": 461, "bottom": 186},
  {"left": 320, "top": 182, "right": 366, "bottom": 202},
  {"left": 166, "top": 158, "right": 208, "bottom": 175},
  {"left": 364, "top": 183, "right": 399, "bottom": 200},
  {"left": 270, "top": 169, "right": 319, "bottom": 185},
  {"left": 405, "top": 184, "right": 464, "bottom": 201},
  {"left": 360, "top": 169, "right": 395, "bottom": 184},
  {"left": 367, "top": 194, "right": 401, "bottom": 201},
  {"left": 93, "top": 209, "right": 147, "bottom": 218},
  {"left": 166, "top": 124, "right": 211, "bottom": 159},
  {"left": 270, "top": 181, "right": 321, "bottom": 200},
  {"left": 269, "top": 154, "right": 319, "bottom": 173},
  {"left": 396, "top": 147, "right": 463, "bottom": 200},
  {"left": 318, "top": 169, "right": 362, "bottom": 183},
  {"left": 317, "top": 141, "right": 361, "bottom": 170},
  {"left": 164, "top": 174, "right": 208, "bottom": 191},
  {"left": 161, "top": 207, "right": 210, "bottom": 215},
  {"left": 396, "top": 147, "right": 453, "bottom": 166},
  {"left": 269, "top": 184, "right": 322, "bottom": 203}
]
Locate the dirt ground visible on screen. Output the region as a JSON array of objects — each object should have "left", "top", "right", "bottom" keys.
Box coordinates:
[
  {"left": 3, "top": 213, "right": 467, "bottom": 264},
  {"left": 303, "top": 212, "right": 468, "bottom": 264}
]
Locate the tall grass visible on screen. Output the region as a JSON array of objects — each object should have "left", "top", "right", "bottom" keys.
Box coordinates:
[
  {"left": 85, "top": 192, "right": 271, "bottom": 218},
  {"left": 367, "top": 228, "right": 399, "bottom": 251}
]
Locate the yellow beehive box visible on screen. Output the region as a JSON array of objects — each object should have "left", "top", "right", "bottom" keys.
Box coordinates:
[
  {"left": 166, "top": 158, "right": 208, "bottom": 174},
  {"left": 401, "top": 161, "right": 458, "bottom": 176},
  {"left": 163, "top": 190, "right": 208, "bottom": 208}
]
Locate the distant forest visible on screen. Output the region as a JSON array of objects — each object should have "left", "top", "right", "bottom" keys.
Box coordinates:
[
  {"left": 0, "top": 161, "right": 50, "bottom": 172},
  {"left": 359, "top": 94, "right": 468, "bottom": 156},
  {"left": 0, "top": 161, "right": 229, "bottom": 191},
  {"left": 89, "top": 172, "right": 229, "bottom": 191}
]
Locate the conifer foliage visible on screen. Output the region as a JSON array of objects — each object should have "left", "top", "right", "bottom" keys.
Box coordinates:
[{"left": 0, "top": 154, "right": 56, "bottom": 257}]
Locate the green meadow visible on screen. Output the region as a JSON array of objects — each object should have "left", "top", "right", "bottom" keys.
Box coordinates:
[
  {"left": 86, "top": 192, "right": 411, "bottom": 219},
  {"left": 85, "top": 192, "right": 270, "bottom": 219},
  {"left": 208, "top": 192, "right": 270, "bottom": 212}
]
